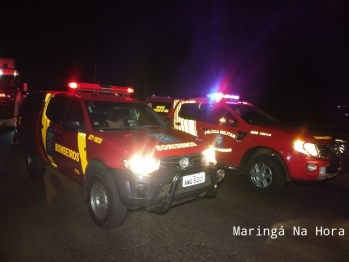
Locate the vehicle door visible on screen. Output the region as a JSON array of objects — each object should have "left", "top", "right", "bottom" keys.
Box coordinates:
[
  {"left": 44, "top": 94, "right": 69, "bottom": 170},
  {"left": 58, "top": 98, "right": 86, "bottom": 179},
  {"left": 200, "top": 103, "right": 240, "bottom": 165},
  {"left": 174, "top": 101, "right": 219, "bottom": 149},
  {"left": 209, "top": 104, "right": 243, "bottom": 166}
]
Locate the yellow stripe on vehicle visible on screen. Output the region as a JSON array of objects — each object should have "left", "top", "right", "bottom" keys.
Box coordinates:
[
  {"left": 41, "top": 93, "right": 56, "bottom": 165},
  {"left": 78, "top": 132, "right": 87, "bottom": 175}
]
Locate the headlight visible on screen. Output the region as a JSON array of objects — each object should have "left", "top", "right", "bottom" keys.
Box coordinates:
[
  {"left": 202, "top": 147, "right": 217, "bottom": 166},
  {"left": 123, "top": 155, "right": 160, "bottom": 175},
  {"left": 292, "top": 140, "right": 319, "bottom": 157}
]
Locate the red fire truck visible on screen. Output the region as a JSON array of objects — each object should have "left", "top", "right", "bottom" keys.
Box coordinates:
[
  {"left": 15, "top": 82, "right": 221, "bottom": 229},
  {"left": 0, "top": 58, "right": 27, "bottom": 127}
]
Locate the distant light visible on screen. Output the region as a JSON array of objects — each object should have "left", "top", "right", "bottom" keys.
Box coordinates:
[{"left": 0, "top": 70, "right": 2, "bottom": 75}]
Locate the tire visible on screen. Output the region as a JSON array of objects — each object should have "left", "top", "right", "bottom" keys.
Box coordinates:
[
  {"left": 25, "top": 145, "right": 46, "bottom": 178},
  {"left": 87, "top": 164, "right": 127, "bottom": 229},
  {"left": 204, "top": 186, "right": 217, "bottom": 198},
  {"left": 245, "top": 154, "right": 287, "bottom": 195}
]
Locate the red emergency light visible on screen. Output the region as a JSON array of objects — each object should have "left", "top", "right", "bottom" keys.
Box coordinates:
[
  {"left": 0, "top": 69, "right": 19, "bottom": 76},
  {"left": 68, "top": 82, "right": 134, "bottom": 96}
]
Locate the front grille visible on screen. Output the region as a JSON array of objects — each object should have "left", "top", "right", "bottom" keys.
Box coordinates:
[
  {"left": 316, "top": 144, "right": 333, "bottom": 159},
  {"left": 160, "top": 152, "right": 203, "bottom": 170},
  {"left": 157, "top": 174, "right": 211, "bottom": 198}
]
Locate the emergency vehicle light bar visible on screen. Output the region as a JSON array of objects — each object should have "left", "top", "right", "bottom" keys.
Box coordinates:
[
  {"left": 208, "top": 92, "right": 239, "bottom": 101},
  {"left": 68, "top": 82, "right": 134, "bottom": 95},
  {"left": 0, "top": 69, "right": 19, "bottom": 76}
]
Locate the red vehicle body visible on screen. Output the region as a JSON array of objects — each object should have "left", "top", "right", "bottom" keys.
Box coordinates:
[
  {"left": 15, "top": 83, "right": 220, "bottom": 229},
  {"left": 173, "top": 93, "right": 342, "bottom": 195}
]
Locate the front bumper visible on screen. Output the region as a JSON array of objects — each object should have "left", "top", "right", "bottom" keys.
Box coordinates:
[
  {"left": 288, "top": 154, "right": 341, "bottom": 181},
  {"left": 110, "top": 167, "right": 218, "bottom": 212}
]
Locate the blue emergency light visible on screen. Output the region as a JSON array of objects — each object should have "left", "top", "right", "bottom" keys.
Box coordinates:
[{"left": 207, "top": 92, "right": 240, "bottom": 101}]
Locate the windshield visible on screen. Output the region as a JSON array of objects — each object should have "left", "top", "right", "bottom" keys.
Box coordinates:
[
  {"left": 85, "top": 101, "right": 168, "bottom": 130},
  {"left": 0, "top": 75, "right": 20, "bottom": 92},
  {"left": 227, "top": 103, "right": 282, "bottom": 125}
]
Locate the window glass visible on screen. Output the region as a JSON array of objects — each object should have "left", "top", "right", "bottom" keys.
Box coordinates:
[
  {"left": 203, "top": 104, "right": 237, "bottom": 125},
  {"left": 227, "top": 103, "right": 281, "bottom": 125},
  {"left": 178, "top": 103, "right": 202, "bottom": 121},
  {"left": 65, "top": 99, "right": 83, "bottom": 121},
  {"left": 46, "top": 95, "right": 69, "bottom": 124},
  {"left": 85, "top": 101, "right": 167, "bottom": 130}
]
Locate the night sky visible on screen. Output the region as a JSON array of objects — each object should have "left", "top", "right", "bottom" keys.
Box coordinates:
[{"left": 2, "top": 0, "right": 349, "bottom": 125}]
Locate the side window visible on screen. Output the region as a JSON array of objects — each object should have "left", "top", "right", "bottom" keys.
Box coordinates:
[
  {"left": 46, "top": 95, "right": 69, "bottom": 124},
  {"left": 204, "top": 104, "right": 237, "bottom": 126},
  {"left": 178, "top": 103, "right": 201, "bottom": 121},
  {"left": 65, "top": 99, "right": 84, "bottom": 121}
]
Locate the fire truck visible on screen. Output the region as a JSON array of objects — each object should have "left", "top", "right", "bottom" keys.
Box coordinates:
[
  {"left": 15, "top": 82, "right": 221, "bottom": 229},
  {"left": 0, "top": 58, "right": 27, "bottom": 127}
]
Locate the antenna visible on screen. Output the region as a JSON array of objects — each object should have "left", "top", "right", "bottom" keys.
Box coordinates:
[{"left": 94, "top": 65, "right": 97, "bottom": 84}]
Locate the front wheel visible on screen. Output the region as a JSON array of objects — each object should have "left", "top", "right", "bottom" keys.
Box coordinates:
[
  {"left": 87, "top": 167, "right": 127, "bottom": 229},
  {"left": 25, "top": 145, "right": 46, "bottom": 178},
  {"left": 245, "top": 154, "right": 287, "bottom": 195}
]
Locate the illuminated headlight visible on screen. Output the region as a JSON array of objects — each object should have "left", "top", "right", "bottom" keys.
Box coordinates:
[
  {"left": 122, "top": 156, "right": 160, "bottom": 175},
  {"left": 202, "top": 147, "right": 217, "bottom": 166},
  {"left": 292, "top": 140, "right": 319, "bottom": 157}
]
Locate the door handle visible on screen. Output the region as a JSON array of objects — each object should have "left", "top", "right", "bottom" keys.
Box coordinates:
[{"left": 200, "top": 127, "right": 208, "bottom": 130}]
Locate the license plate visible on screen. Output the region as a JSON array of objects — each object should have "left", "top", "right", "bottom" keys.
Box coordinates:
[{"left": 182, "top": 172, "right": 205, "bottom": 187}]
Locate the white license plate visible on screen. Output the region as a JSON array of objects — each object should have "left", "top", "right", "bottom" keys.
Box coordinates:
[{"left": 182, "top": 172, "right": 205, "bottom": 187}]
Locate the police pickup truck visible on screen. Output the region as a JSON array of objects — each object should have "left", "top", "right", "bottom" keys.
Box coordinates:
[
  {"left": 173, "top": 92, "right": 344, "bottom": 195},
  {"left": 14, "top": 82, "right": 221, "bottom": 229}
]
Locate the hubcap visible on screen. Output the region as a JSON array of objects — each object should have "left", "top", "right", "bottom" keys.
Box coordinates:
[
  {"left": 250, "top": 163, "right": 273, "bottom": 188},
  {"left": 90, "top": 181, "right": 109, "bottom": 219}
]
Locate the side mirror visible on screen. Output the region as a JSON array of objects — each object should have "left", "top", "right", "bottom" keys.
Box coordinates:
[{"left": 62, "top": 118, "right": 84, "bottom": 132}]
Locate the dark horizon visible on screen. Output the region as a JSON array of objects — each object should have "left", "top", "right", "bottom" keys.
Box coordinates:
[{"left": 1, "top": 0, "right": 349, "bottom": 125}]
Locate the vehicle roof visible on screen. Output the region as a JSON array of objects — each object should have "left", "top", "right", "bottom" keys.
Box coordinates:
[
  {"left": 145, "top": 96, "right": 182, "bottom": 102},
  {"left": 185, "top": 97, "right": 254, "bottom": 106},
  {"left": 28, "top": 90, "right": 144, "bottom": 103}
]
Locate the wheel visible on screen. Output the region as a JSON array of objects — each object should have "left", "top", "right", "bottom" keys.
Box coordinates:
[
  {"left": 25, "top": 145, "right": 46, "bottom": 178},
  {"left": 245, "top": 154, "right": 287, "bottom": 195},
  {"left": 87, "top": 164, "right": 127, "bottom": 229}
]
